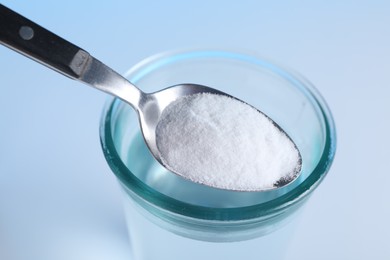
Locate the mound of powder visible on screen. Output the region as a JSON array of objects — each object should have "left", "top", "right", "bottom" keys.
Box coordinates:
[{"left": 155, "top": 93, "right": 301, "bottom": 191}]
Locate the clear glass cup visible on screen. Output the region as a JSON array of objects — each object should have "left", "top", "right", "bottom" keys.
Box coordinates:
[{"left": 100, "top": 49, "right": 336, "bottom": 259}]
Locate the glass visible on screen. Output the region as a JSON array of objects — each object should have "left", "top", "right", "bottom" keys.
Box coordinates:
[{"left": 100, "top": 49, "right": 336, "bottom": 259}]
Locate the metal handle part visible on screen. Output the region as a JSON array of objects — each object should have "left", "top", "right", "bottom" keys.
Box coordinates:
[{"left": 0, "top": 4, "right": 89, "bottom": 79}]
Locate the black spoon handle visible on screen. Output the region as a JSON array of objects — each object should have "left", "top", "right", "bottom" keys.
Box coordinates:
[{"left": 0, "top": 4, "right": 89, "bottom": 79}]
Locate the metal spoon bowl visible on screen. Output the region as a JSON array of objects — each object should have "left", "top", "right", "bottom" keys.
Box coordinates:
[{"left": 0, "top": 4, "right": 301, "bottom": 191}]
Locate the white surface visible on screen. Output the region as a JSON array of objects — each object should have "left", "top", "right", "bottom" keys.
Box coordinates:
[{"left": 1, "top": 1, "right": 389, "bottom": 259}]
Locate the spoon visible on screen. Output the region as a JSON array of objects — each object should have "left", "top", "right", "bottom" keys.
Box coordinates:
[{"left": 0, "top": 4, "right": 302, "bottom": 191}]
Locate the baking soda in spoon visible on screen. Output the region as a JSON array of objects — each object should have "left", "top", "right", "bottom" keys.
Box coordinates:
[
  {"left": 0, "top": 4, "right": 300, "bottom": 192},
  {"left": 156, "top": 93, "right": 301, "bottom": 191}
]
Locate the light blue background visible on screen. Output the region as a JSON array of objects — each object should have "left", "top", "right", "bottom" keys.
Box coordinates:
[{"left": 1, "top": 1, "right": 389, "bottom": 259}]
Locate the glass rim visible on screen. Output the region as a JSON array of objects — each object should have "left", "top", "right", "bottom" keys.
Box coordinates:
[{"left": 99, "top": 49, "right": 337, "bottom": 221}]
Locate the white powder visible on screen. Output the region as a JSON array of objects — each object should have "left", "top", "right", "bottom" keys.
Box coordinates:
[{"left": 156, "top": 93, "right": 301, "bottom": 191}]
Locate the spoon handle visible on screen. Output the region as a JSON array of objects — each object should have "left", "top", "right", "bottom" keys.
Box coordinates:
[
  {"left": 0, "top": 4, "right": 142, "bottom": 108},
  {"left": 0, "top": 4, "right": 88, "bottom": 79}
]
